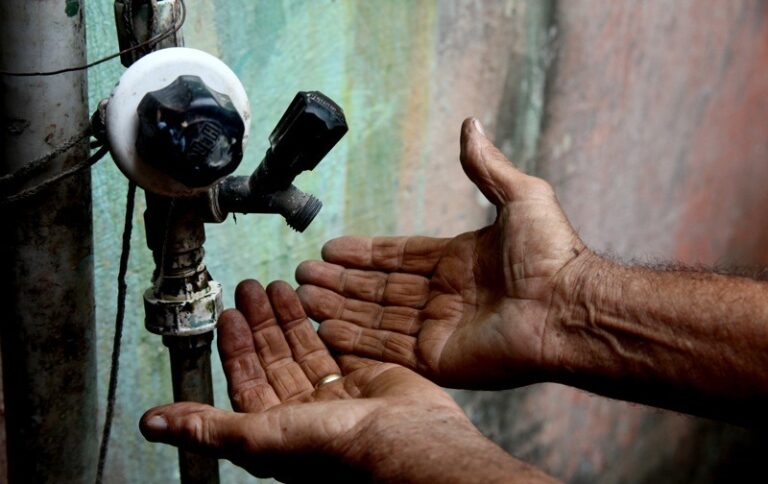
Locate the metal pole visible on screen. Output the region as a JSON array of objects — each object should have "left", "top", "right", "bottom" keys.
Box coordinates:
[{"left": 0, "top": 1, "right": 96, "bottom": 483}]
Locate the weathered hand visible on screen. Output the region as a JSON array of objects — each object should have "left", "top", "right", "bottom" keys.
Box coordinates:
[
  {"left": 296, "top": 118, "right": 587, "bottom": 389},
  {"left": 140, "top": 280, "right": 542, "bottom": 482}
]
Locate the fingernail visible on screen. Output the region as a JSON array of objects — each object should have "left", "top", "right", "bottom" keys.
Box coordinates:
[
  {"left": 145, "top": 415, "right": 168, "bottom": 432},
  {"left": 472, "top": 118, "right": 486, "bottom": 136}
]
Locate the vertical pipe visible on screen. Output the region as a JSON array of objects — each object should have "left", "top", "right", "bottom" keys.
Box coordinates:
[
  {"left": 165, "top": 334, "right": 219, "bottom": 484},
  {"left": 144, "top": 195, "right": 220, "bottom": 484},
  {"left": 0, "top": 1, "right": 96, "bottom": 483}
]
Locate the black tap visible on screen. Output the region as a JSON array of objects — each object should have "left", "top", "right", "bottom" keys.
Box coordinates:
[{"left": 210, "top": 91, "right": 348, "bottom": 232}]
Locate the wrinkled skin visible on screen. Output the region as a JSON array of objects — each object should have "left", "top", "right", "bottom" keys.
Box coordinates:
[
  {"left": 140, "top": 280, "right": 536, "bottom": 482},
  {"left": 139, "top": 119, "right": 565, "bottom": 483},
  {"left": 297, "top": 118, "right": 586, "bottom": 389}
]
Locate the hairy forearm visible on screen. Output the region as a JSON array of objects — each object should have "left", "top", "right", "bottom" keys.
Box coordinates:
[
  {"left": 356, "top": 410, "right": 557, "bottom": 483},
  {"left": 546, "top": 252, "right": 768, "bottom": 426}
]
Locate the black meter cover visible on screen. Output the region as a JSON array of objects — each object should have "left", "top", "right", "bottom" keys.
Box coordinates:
[{"left": 136, "top": 75, "right": 245, "bottom": 188}]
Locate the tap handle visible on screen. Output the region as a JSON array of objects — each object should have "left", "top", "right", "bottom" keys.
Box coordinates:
[
  {"left": 257, "top": 91, "right": 347, "bottom": 190},
  {"left": 136, "top": 75, "right": 245, "bottom": 189}
]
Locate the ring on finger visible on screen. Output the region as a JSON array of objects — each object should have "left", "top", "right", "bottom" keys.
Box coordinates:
[{"left": 315, "top": 373, "right": 343, "bottom": 389}]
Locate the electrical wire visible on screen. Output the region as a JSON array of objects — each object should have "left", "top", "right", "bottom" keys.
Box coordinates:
[
  {"left": 0, "top": 144, "right": 110, "bottom": 207},
  {"left": 93, "top": 3, "right": 186, "bottom": 481},
  {"left": 95, "top": 181, "right": 136, "bottom": 484},
  {"left": 0, "top": 0, "right": 186, "bottom": 78},
  {"left": 0, "top": 130, "right": 92, "bottom": 191}
]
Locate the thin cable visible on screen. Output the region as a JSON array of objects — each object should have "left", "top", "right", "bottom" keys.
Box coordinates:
[
  {"left": 0, "top": 130, "right": 93, "bottom": 191},
  {"left": 1, "top": 145, "right": 110, "bottom": 207},
  {"left": 95, "top": 181, "right": 137, "bottom": 484},
  {"left": 0, "top": 0, "right": 186, "bottom": 77}
]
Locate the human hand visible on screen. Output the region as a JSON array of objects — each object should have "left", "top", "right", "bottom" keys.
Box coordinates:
[
  {"left": 296, "top": 118, "right": 589, "bottom": 389},
  {"left": 140, "top": 280, "right": 546, "bottom": 482}
]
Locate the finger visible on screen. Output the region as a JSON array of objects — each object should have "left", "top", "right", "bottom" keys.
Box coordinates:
[
  {"left": 337, "top": 354, "right": 382, "bottom": 372},
  {"left": 140, "top": 402, "right": 342, "bottom": 480},
  {"left": 297, "top": 285, "right": 422, "bottom": 335},
  {"left": 460, "top": 117, "right": 527, "bottom": 206},
  {"left": 217, "top": 309, "right": 281, "bottom": 412},
  {"left": 140, "top": 402, "right": 262, "bottom": 459},
  {"left": 235, "top": 279, "right": 277, "bottom": 332},
  {"left": 321, "top": 236, "right": 449, "bottom": 276},
  {"left": 318, "top": 319, "right": 419, "bottom": 369},
  {"left": 235, "top": 280, "right": 313, "bottom": 401},
  {"left": 295, "top": 260, "right": 430, "bottom": 308},
  {"left": 266, "top": 281, "right": 342, "bottom": 386}
]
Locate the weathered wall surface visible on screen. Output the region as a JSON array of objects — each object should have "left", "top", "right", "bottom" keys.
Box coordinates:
[
  {"left": 467, "top": 1, "right": 768, "bottom": 483},
  {"left": 2, "top": 0, "right": 767, "bottom": 482}
]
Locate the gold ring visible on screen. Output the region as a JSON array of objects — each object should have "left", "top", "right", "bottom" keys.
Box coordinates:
[{"left": 315, "top": 373, "right": 342, "bottom": 388}]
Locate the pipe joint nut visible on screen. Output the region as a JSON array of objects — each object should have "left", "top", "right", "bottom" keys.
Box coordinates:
[{"left": 144, "top": 280, "right": 223, "bottom": 336}]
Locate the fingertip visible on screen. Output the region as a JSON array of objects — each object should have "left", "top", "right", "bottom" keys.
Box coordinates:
[
  {"left": 321, "top": 236, "right": 365, "bottom": 263},
  {"left": 217, "top": 307, "right": 255, "bottom": 356},
  {"left": 266, "top": 279, "right": 292, "bottom": 292},
  {"left": 235, "top": 279, "right": 267, "bottom": 306},
  {"left": 317, "top": 320, "right": 355, "bottom": 350},
  {"left": 266, "top": 280, "right": 298, "bottom": 305},
  {"left": 267, "top": 280, "right": 306, "bottom": 323},
  {"left": 294, "top": 260, "right": 312, "bottom": 283},
  {"left": 320, "top": 237, "right": 343, "bottom": 261},
  {"left": 234, "top": 279, "right": 281, "bottom": 329},
  {"left": 295, "top": 284, "right": 311, "bottom": 305},
  {"left": 143, "top": 415, "right": 168, "bottom": 436},
  {"left": 295, "top": 284, "right": 325, "bottom": 314},
  {"left": 472, "top": 117, "right": 486, "bottom": 136},
  {"left": 218, "top": 308, "right": 244, "bottom": 326},
  {"left": 461, "top": 116, "right": 484, "bottom": 138},
  {"left": 459, "top": 118, "right": 483, "bottom": 164},
  {"left": 139, "top": 408, "right": 170, "bottom": 441}
]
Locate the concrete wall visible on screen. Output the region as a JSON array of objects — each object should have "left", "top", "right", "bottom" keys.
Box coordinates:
[{"left": 2, "top": 0, "right": 767, "bottom": 482}]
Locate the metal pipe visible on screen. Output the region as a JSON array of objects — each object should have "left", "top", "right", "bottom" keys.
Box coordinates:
[
  {"left": 0, "top": 1, "right": 96, "bottom": 483},
  {"left": 164, "top": 334, "right": 219, "bottom": 484},
  {"left": 144, "top": 194, "right": 220, "bottom": 484}
]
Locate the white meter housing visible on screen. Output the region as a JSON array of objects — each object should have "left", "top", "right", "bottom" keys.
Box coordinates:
[{"left": 106, "top": 47, "right": 251, "bottom": 197}]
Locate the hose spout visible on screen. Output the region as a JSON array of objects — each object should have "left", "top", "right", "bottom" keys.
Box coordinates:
[{"left": 211, "top": 176, "right": 322, "bottom": 232}]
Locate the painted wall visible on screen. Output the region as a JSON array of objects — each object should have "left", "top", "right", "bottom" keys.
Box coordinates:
[
  {"left": 477, "top": 1, "right": 768, "bottom": 482},
  {"left": 2, "top": 0, "right": 766, "bottom": 482}
]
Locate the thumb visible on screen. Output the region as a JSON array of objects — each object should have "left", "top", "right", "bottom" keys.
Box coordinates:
[
  {"left": 140, "top": 402, "right": 263, "bottom": 457},
  {"left": 459, "top": 117, "right": 527, "bottom": 206}
]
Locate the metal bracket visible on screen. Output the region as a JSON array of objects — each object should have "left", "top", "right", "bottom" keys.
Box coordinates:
[{"left": 114, "top": 0, "right": 184, "bottom": 67}]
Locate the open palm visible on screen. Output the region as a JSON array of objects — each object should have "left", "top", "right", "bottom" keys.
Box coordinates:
[
  {"left": 141, "top": 280, "right": 475, "bottom": 482},
  {"left": 296, "top": 119, "right": 586, "bottom": 389}
]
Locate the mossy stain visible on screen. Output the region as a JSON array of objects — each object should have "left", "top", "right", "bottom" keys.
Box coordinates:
[{"left": 65, "top": 0, "right": 80, "bottom": 17}]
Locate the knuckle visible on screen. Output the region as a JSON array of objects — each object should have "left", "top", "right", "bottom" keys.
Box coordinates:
[{"left": 180, "top": 414, "right": 208, "bottom": 444}]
